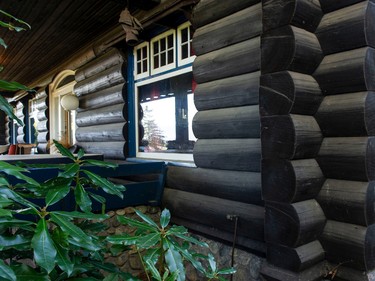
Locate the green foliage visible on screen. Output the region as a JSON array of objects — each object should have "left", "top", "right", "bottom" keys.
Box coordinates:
[{"left": 107, "top": 209, "right": 236, "bottom": 281}]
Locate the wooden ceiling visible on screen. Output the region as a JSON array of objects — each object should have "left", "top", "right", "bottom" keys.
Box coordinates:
[{"left": 0, "top": 0, "right": 126, "bottom": 95}]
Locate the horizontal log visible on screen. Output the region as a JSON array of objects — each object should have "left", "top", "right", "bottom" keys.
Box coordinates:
[
  {"left": 35, "top": 97, "right": 48, "bottom": 111},
  {"left": 262, "top": 25, "right": 323, "bottom": 75},
  {"left": 263, "top": 0, "right": 323, "bottom": 33},
  {"left": 261, "top": 114, "right": 323, "bottom": 159},
  {"left": 315, "top": 92, "right": 375, "bottom": 137},
  {"left": 77, "top": 141, "right": 125, "bottom": 159},
  {"left": 75, "top": 122, "right": 126, "bottom": 142},
  {"left": 260, "top": 71, "right": 322, "bottom": 116},
  {"left": 76, "top": 103, "right": 126, "bottom": 127},
  {"left": 265, "top": 199, "right": 326, "bottom": 247},
  {"left": 37, "top": 143, "right": 48, "bottom": 154},
  {"left": 313, "top": 47, "right": 375, "bottom": 95},
  {"left": 260, "top": 261, "right": 325, "bottom": 281},
  {"left": 35, "top": 89, "right": 47, "bottom": 100},
  {"left": 192, "top": 3, "right": 261, "bottom": 55},
  {"left": 191, "top": 0, "right": 259, "bottom": 28},
  {"left": 192, "top": 105, "right": 260, "bottom": 139},
  {"left": 320, "top": 220, "right": 375, "bottom": 271},
  {"left": 16, "top": 135, "right": 26, "bottom": 144},
  {"left": 78, "top": 84, "right": 125, "bottom": 111},
  {"left": 316, "top": 1, "right": 375, "bottom": 55},
  {"left": 267, "top": 240, "right": 325, "bottom": 272},
  {"left": 317, "top": 179, "right": 375, "bottom": 226},
  {"left": 17, "top": 126, "right": 25, "bottom": 136},
  {"left": 75, "top": 48, "right": 124, "bottom": 82},
  {"left": 262, "top": 159, "right": 325, "bottom": 203},
  {"left": 163, "top": 188, "right": 264, "bottom": 241},
  {"left": 37, "top": 131, "right": 49, "bottom": 144},
  {"left": 193, "top": 138, "right": 261, "bottom": 171},
  {"left": 319, "top": 0, "right": 364, "bottom": 13},
  {"left": 166, "top": 165, "right": 262, "bottom": 205},
  {"left": 73, "top": 64, "right": 124, "bottom": 97},
  {"left": 37, "top": 120, "right": 49, "bottom": 132},
  {"left": 171, "top": 217, "right": 266, "bottom": 254},
  {"left": 36, "top": 110, "right": 48, "bottom": 122},
  {"left": 193, "top": 37, "right": 260, "bottom": 84},
  {"left": 194, "top": 72, "right": 260, "bottom": 111},
  {"left": 317, "top": 137, "right": 375, "bottom": 181}
]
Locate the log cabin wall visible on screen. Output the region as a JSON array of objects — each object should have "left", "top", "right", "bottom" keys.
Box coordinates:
[
  {"left": 34, "top": 89, "right": 50, "bottom": 153},
  {"left": 74, "top": 48, "right": 127, "bottom": 159},
  {"left": 15, "top": 100, "right": 27, "bottom": 144},
  {"left": 313, "top": 0, "right": 375, "bottom": 279},
  {"left": 260, "top": 1, "right": 327, "bottom": 280},
  {"left": 0, "top": 111, "right": 9, "bottom": 145},
  {"left": 163, "top": 0, "right": 266, "bottom": 253}
]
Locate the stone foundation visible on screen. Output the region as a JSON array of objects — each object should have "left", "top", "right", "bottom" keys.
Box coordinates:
[{"left": 102, "top": 206, "right": 264, "bottom": 281}]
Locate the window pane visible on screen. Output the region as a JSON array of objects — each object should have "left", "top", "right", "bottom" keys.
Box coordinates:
[
  {"left": 181, "top": 44, "right": 188, "bottom": 60},
  {"left": 142, "top": 46, "right": 147, "bottom": 58},
  {"left": 137, "top": 49, "right": 141, "bottom": 59},
  {"left": 137, "top": 62, "right": 142, "bottom": 74},
  {"left": 168, "top": 34, "right": 174, "bottom": 48},
  {"left": 138, "top": 72, "right": 195, "bottom": 154},
  {"left": 160, "top": 52, "right": 166, "bottom": 66},
  {"left": 153, "top": 41, "right": 159, "bottom": 54},
  {"left": 143, "top": 60, "right": 148, "bottom": 72},
  {"left": 181, "top": 28, "right": 188, "bottom": 43},
  {"left": 168, "top": 50, "right": 174, "bottom": 64},
  {"left": 153, "top": 55, "right": 159, "bottom": 69},
  {"left": 160, "top": 38, "right": 166, "bottom": 50}
]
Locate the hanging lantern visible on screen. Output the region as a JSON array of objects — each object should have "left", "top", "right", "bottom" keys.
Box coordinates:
[{"left": 60, "top": 94, "right": 79, "bottom": 111}]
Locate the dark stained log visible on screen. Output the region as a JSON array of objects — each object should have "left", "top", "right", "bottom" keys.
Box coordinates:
[
  {"left": 75, "top": 122, "right": 126, "bottom": 142},
  {"left": 37, "top": 131, "right": 49, "bottom": 144},
  {"left": 193, "top": 138, "right": 261, "bottom": 172},
  {"left": 193, "top": 37, "right": 260, "bottom": 84},
  {"left": 319, "top": 0, "right": 364, "bottom": 13},
  {"left": 313, "top": 47, "right": 375, "bottom": 95},
  {"left": 320, "top": 220, "right": 375, "bottom": 271},
  {"left": 166, "top": 165, "right": 263, "bottom": 205},
  {"left": 191, "top": 0, "right": 259, "bottom": 28},
  {"left": 37, "top": 143, "right": 49, "bottom": 154},
  {"left": 317, "top": 179, "right": 375, "bottom": 226},
  {"left": 78, "top": 141, "right": 125, "bottom": 159},
  {"left": 265, "top": 200, "right": 326, "bottom": 247},
  {"left": 260, "top": 261, "right": 325, "bottom": 281},
  {"left": 194, "top": 72, "right": 259, "bottom": 111},
  {"left": 37, "top": 120, "right": 49, "bottom": 132},
  {"left": 163, "top": 188, "right": 264, "bottom": 241},
  {"left": 267, "top": 240, "right": 325, "bottom": 272},
  {"left": 316, "top": 1, "right": 375, "bottom": 55},
  {"left": 76, "top": 104, "right": 125, "bottom": 127},
  {"left": 262, "top": 159, "right": 325, "bottom": 203},
  {"left": 260, "top": 71, "right": 322, "bottom": 116},
  {"left": 317, "top": 137, "right": 375, "bottom": 181},
  {"left": 263, "top": 0, "right": 323, "bottom": 33},
  {"left": 36, "top": 110, "right": 48, "bottom": 122},
  {"left": 261, "top": 25, "right": 323, "bottom": 75},
  {"left": 192, "top": 105, "right": 260, "bottom": 139},
  {"left": 75, "top": 48, "right": 124, "bottom": 82},
  {"left": 315, "top": 92, "right": 375, "bottom": 137},
  {"left": 261, "top": 114, "right": 323, "bottom": 160},
  {"left": 78, "top": 84, "right": 125, "bottom": 111},
  {"left": 171, "top": 217, "right": 266, "bottom": 254},
  {"left": 192, "top": 3, "right": 261, "bottom": 56},
  {"left": 73, "top": 64, "right": 124, "bottom": 97}
]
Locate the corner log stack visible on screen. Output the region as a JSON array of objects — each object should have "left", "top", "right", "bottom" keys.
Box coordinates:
[
  {"left": 74, "top": 48, "right": 127, "bottom": 159},
  {"left": 260, "top": 1, "right": 326, "bottom": 280},
  {"left": 163, "top": 0, "right": 265, "bottom": 253},
  {"left": 33, "top": 88, "right": 49, "bottom": 153},
  {"left": 312, "top": 1, "right": 375, "bottom": 278}
]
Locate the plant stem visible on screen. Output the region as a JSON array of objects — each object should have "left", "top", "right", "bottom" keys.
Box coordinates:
[{"left": 137, "top": 247, "right": 151, "bottom": 281}]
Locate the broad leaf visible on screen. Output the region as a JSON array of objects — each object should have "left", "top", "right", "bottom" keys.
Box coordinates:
[
  {"left": 137, "top": 232, "right": 160, "bottom": 249},
  {"left": 0, "top": 10, "right": 31, "bottom": 30},
  {"left": 106, "top": 234, "right": 139, "bottom": 245},
  {"left": 0, "top": 234, "right": 30, "bottom": 250},
  {"left": 0, "top": 95, "right": 22, "bottom": 125},
  {"left": 208, "top": 253, "right": 216, "bottom": 272},
  {"left": 0, "top": 188, "right": 39, "bottom": 213},
  {"left": 53, "top": 210, "right": 108, "bottom": 220},
  {"left": 77, "top": 148, "right": 85, "bottom": 159},
  {"left": 0, "top": 176, "right": 9, "bottom": 187},
  {"left": 103, "top": 273, "right": 119, "bottom": 281},
  {"left": 0, "top": 38, "right": 7, "bottom": 49},
  {"left": 0, "top": 161, "right": 39, "bottom": 186},
  {"left": 117, "top": 215, "right": 156, "bottom": 232},
  {"left": 0, "top": 208, "right": 12, "bottom": 217},
  {"left": 50, "top": 213, "right": 100, "bottom": 251},
  {"left": 83, "top": 170, "right": 125, "bottom": 198},
  {"left": 46, "top": 186, "right": 70, "bottom": 207},
  {"left": 135, "top": 209, "right": 159, "bottom": 228},
  {"left": 31, "top": 218, "right": 57, "bottom": 273},
  {"left": 164, "top": 246, "right": 185, "bottom": 281},
  {"left": 174, "top": 233, "right": 208, "bottom": 248},
  {"left": 144, "top": 248, "right": 160, "bottom": 265},
  {"left": 0, "top": 260, "right": 16, "bottom": 281},
  {"left": 53, "top": 140, "right": 75, "bottom": 161},
  {"left": 217, "top": 268, "right": 237, "bottom": 275},
  {"left": 58, "top": 163, "right": 80, "bottom": 178},
  {"left": 0, "top": 80, "right": 29, "bottom": 91},
  {"left": 145, "top": 259, "right": 161, "bottom": 281},
  {"left": 75, "top": 183, "right": 92, "bottom": 213},
  {"left": 54, "top": 243, "right": 74, "bottom": 276},
  {"left": 84, "top": 159, "right": 118, "bottom": 168},
  {"left": 0, "top": 194, "right": 13, "bottom": 208},
  {"left": 11, "top": 264, "right": 49, "bottom": 281},
  {"left": 160, "top": 209, "right": 171, "bottom": 228}
]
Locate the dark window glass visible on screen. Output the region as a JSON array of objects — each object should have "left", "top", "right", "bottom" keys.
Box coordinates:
[
  {"left": 168, "top": 50, "right": 174, "bottom": 63},
  {"left": 137, "top": 49, "right": 141, "bottom": 59},
  {"left": 181, "top": 45, "right": 188, "bottom": 59},
  {"left": 137, "top": 62, "right": 142, "bottom": 74},
  {"left": 142, "top": 46, "right": 147, "bottom": 58},
  {"left": 160, "top": 38, "right": 166, "bottom": 50},
  {"left": 181, "top": 28, "right": 188, "bottom": 43},
  {"left": 153, "top": 41, "right": 158, "bottom": 54},
  {"left": 153, "top": 55, "right": 159, "bottom": 68},
  {"left": 168, "top": 34, "right": 174, "bottom": 48},
  {"left": 160, "top": 52, "right": 166, "bottom": 66},
  {"left": 143, "top": 60, "right": 148, "bottom": 72}
]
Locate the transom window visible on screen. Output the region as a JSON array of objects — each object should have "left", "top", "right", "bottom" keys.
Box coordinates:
[
  {"left": 135, "top": 42, "right": 149, "bottom": 79},
  {"left": 151, "top": 30, "right": 176, "bottom": 75}
]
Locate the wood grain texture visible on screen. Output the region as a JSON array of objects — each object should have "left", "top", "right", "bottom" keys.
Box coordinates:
[
  {"left": 319, "top": 0, "right": 364, "bottom": 13},
  {"left": 260, "top": 71, "right": 322, "bottom": 116},
  {"left": 75, "top": 122, "right": 126, "bottom": 142},
  {"left": 77, "top": 141, "right": 126, "bottom": 159},
  {"left": 76, "top": 103, "right": 126, "bottom": 127}
]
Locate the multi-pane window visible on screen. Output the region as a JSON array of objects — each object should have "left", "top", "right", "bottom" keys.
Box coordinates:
[
  {"left": 151, "top": 30, "right": 176, "bottom": 74},
  {"left": 178, "top": 22, "right": 195, "bottom": 64},
  {"left": 135, "top": 42, "right": 149, "bottom": 79}
]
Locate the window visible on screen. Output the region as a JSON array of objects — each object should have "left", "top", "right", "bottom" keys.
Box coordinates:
[
  {"left": 132, "top": 22, "right": 196, "bottom": 162},
  {"left": 151, "top": 30, "right": 176, "bottom": 75}
]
